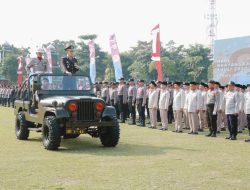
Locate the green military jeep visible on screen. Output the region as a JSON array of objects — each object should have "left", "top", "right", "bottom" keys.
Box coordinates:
[{"left": 14, "top": 74, "right": 120, "bottom": 150}]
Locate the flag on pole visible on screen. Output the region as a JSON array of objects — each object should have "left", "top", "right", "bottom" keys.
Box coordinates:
[
  {"left": 88, "top": 40, "right": 96, "bottom": 83},
  {"left": 17, "top": 56, "right": 23, "bottom": 85},
  {"left": 109, "top": 34, "right": 123, "bottom": 81},
  {"left": 46, "top": 48, "right": 53, "bottom": 73},
  {"left": 151, "top": 24, "right": 163, "bottom": 81}
]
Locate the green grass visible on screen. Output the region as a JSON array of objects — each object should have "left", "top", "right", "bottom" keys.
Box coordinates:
[{"left": 1, "top": 107, "right": 250, "bottom": 190}]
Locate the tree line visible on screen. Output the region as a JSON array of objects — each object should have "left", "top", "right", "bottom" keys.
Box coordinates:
[{"left": 0, "top": 34, "right": 212, "bottom": 83}]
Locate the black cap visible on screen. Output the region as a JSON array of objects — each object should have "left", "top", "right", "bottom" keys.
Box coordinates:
[
  {"left": 200, "top": 82, "right": 206, "bottom": 87},
  {"left": 227, "top": 81, "right": 235, "bottom": 86},
  {"left": 64, "top": 44, "right": 74, "bottom": 51},
  {"left": 235, "top": 84, "right": 240, "bottom": 88},
  {"left": 174, "top": 81, "right": 181, "bottom": 86},
  {"left": 219, "top": 85, "right": 225, "bottom": 89},
  {"left": 138, "top": 79, "right": 144, "bottom": 83},
  {"left": 150, "top": 81, "right": 157, "bottom": 87},
  {"left": 128, "top": 78, "right": 134, "bottom": 82},
  {"left": 247, "top": 84, "right": 250, "bottom": 87},
  {"left": 156, "top": 80, "right": 163, "bottom": 84},
  {"left": 189, "top": 81, "right": 197, "bottom": 85},
  {"left": 162, "top": 81, "right": 168, "bottom": 86},
  {"left": 208, "top": 80, "right": 215, "bottom": 84},
  {"left": 119, "top": 77, "right": 125, "bottom": 81},
  {"left": 103, "top": 81, "right": 109, "bottom": 84},
  {"left": 214, "top": 81, "right": 220, "bottom": 86},
  {"left": 183, "top": 82, "right": 190, "bottom": 86}
]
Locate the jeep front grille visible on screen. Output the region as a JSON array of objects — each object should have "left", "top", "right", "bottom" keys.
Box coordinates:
[{"left": 77, "top": 100, "right": 95, "bottom": 121}]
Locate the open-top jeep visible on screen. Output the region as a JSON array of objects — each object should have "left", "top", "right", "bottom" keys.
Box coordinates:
[{"left": 14, "top": 74, "right": 120, "bottom": 150}]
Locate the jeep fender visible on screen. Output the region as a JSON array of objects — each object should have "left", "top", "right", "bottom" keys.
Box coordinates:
[
  {"left": 102, "top": 106, "right": 116, "bottom": 120},
  {"left": 44, "top": 107, "right": 70, "bottom": 119}
]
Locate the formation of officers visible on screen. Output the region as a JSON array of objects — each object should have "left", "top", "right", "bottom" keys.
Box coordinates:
[
  {"left": 1, "top": 44, "right": 250, "bottom": 142},
  {"left": 0, "top": 82, "right": 19, "bottom": 108},
  {"left": 94, "top": 78, "right": 250, "bottom": 142}
]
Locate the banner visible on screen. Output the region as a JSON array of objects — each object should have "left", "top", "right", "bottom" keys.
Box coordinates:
[
  {"left": 151, "top": 24, "right": 163, "bottom": 81},
  {"left": 46, "top": 48, "right": 53, "bottom": 73},
  {"left": 109, "top": 34, "right": 123, "bottom": 81},
  {"left": 17, "top": 56, "right": 23, "bottom": 85},
  {"left": 213, "top": 36, "right": 250, "bottom": 85},
  {"left": 88, "top": 40, "right": 96, "bottom": 83}
]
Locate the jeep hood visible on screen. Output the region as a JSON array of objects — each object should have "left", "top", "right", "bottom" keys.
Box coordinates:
[{"left": 39, "top": 96, "right": 101, "bottom": 107}]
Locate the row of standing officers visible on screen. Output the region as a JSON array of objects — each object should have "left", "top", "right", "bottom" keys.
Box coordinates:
[{"left": 95, "top": 78, "right": 250, "bottom": 141}]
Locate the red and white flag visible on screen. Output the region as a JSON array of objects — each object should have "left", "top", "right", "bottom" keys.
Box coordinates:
[
  {"left": 151, "top": 24, "right": 163, "bottom": 81},
  {"left": 17, "top": 56, "right": 23, "bottom": 85}
]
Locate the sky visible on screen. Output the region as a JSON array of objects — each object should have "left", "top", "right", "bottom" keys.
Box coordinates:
[{"left": 1, "top": 0, "right": 250, "bottom": 52}]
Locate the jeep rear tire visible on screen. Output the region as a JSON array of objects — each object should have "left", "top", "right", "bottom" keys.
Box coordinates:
[
  {"left": 42, "top": 116, "right": 61, "bottom": 150},
  {"left": 15, "top": 112, "right": 29, "bottom": 140},
  {"left": 100, "top": 124, "right": 120, "bottom": 147}
]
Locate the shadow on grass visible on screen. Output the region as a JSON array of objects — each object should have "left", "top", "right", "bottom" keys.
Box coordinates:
[{"left": 55, "top": 138, "right": 200, "bottom": 156}]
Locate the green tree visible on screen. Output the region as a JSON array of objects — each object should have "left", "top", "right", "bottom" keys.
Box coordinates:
[{"left": 182, "top": 44, "right": 212, "bottom": 81}]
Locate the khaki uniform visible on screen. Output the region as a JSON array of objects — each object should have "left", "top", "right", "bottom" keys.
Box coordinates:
[
  {"left": 148, "top": 89, "right": 159, "bottom": 128},
  {"left": 159, "top": 89, "right": 170, "bottom": 129},
  {"left": 173, "top": 89, "right": 185, "bottom": 131},
  {"left": 198, "top": 90, "right": 208, "bottom": 129},
  {"left": 186, "top": 90, "right": 201, "bottom": 133},
  {"left": 101, "top": 86, "right": 110, "bottom": 104},
  {"left": 183, "top": 90, "right": 190, "bottom": 129}
]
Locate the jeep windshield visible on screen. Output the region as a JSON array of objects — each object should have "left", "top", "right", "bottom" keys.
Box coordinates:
[{"left": 39, "top": 75, "right": 91, "bottom": 91}]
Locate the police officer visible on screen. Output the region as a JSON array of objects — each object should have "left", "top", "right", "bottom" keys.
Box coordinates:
[
  {"left": 244, "top": 84, "right": 250, "bottom": 142},
  {"left": 101, "top": 81, "right": 110, "bottom": 104},
  {"left": 222, "top": 81, "right": 239, "bottom": 140},
  {"left": 61, "top": 45, "right": 81, "bottom": 90},
  {"left": 26, "top": 48, "right": 48, "bottom": 75},
  {"left": 128, "top": 78, "right": 137, "bottom": 125},
  {"left": 186, "top": 82, "right": 201, "bottom": 135},
  {"left": 159, "top": 81, "right": 170, "bottom": 130},
  {"left": 61, "top": 45, "right": 80, "bottom": 75},
  {"left": 206, "top": 80, "right": 219, "bottom": 137},
  {"left": 117, "top": 77, "right": 128, "bottom": 123},
  {"left": 136, "top": 80, "right": 147, "bottom": 127},
  {"left": 148, "top": 81, "right": 159, "bottom": 129},
  {"left": 173, "top": 82, "right": 185, "bottom": 133}
]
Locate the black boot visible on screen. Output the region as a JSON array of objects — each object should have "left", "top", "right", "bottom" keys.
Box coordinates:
[{"left": 206, "top": 131, "right": 213, "bottom": 137}]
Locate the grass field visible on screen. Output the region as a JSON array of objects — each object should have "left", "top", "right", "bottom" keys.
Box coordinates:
[{"left": 1, "top": 107, "right": 250, "bottom": 190}]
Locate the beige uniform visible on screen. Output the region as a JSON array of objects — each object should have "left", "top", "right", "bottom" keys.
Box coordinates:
[
  {"left": 159, "top": 89, "right": 170, "bottom": 129},
  {"left": 186, "top": 90, "right": 201, "bottom": 133},
  {"left": 173, "top": 89, "right": 185, "bottom": 131},
  {"left": 148, "top": 88, "right": 159, "bottom": 128},
  {"left": 183, "top": 90, "right": 190, "bottom": 129},
  {"left": 198, "top": 90, "right": 208, "bottom": 129},
  {"left": 101, "top": 86, "right": 110, "bottom": 104}
]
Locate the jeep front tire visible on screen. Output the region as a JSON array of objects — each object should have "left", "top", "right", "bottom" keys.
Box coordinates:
[
  {"left": 15, "top": 112, "right": 29, "bottom": 140},
  {"left": 42, "top": 116, "right": 61, "bottom": 150},
  {"left": 100, "top": 124, "right": 120, "bottom": 147}
]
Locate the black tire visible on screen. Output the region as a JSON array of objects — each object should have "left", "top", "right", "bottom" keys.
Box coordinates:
[
  {"left": 42, "top": 116, "right": 61, "bottom": 150},
  {"left": 100, "top": 124, "right": 120, "bottom": 147},
  {"left": 63, "top": 134, "right": 80, "bottom": 139},
  {"left": 15, "top": 112, "right": 29, "bottom": 140}
]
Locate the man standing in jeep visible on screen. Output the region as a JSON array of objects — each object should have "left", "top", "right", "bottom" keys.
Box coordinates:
[
  {"left": 26, "top": 48, "right": 48, "bottom": 75},
  {"left": 61, "top": 45, "right": 80, "bottom": 75}
]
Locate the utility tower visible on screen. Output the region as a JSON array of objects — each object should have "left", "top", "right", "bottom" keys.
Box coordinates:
[{"left": 206, "top": 0, "right": 218, "bottom": 58}]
